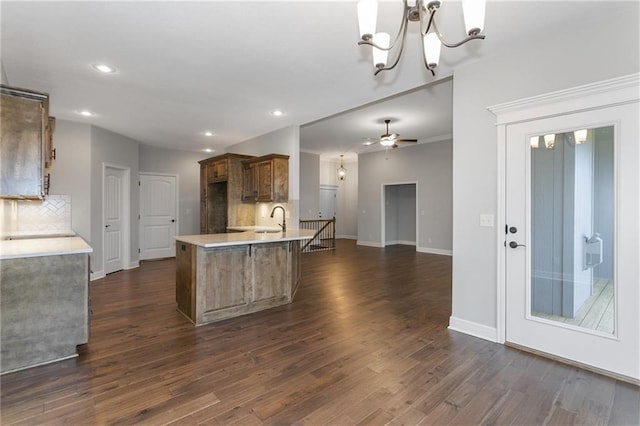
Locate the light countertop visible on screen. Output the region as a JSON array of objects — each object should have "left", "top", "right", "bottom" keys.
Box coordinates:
[
  {"left": 176, "top": 229, "right": 315, "bottom": 248},
  {"left": 0, "top": 236, "right": 93, "bottom": 260}
]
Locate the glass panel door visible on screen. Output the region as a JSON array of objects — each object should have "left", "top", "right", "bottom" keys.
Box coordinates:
[
  {"left": 504, "top": 102, "right": 639, "bottom": 381},
  {"left": 529, "top": 126, "right": 615, "bottom": 334}
]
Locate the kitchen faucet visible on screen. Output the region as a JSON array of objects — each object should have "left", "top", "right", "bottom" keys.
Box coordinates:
[{"left": 270, "top": 206, "right": 286, "bottom": 232}]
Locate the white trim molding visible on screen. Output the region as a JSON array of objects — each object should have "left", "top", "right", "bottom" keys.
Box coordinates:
[
  {"left": 385, "top": 240, "right": 416, "bottom": 246},
  {"left": 416, "top": 246, "right": 452, "bottom": 256},
  {"left": 357, "top": 240, "right": 384, "bottom": 248},
  {"left": 448, "top": 316, "right": 499, "bottom": 342},
  {"left": 90, "top": 270, "right": 105, "bottom": 281}
]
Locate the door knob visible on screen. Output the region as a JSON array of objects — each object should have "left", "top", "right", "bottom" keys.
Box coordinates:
[
  {"left": 105, "top": 224, "right": 111, "bottom": 228},
  {"left": 171, "top": 219, "right": 175, "bottom": 223},
  {"left": 509, "top": 241, "right": 525, "bottom": 249},
  {"left": 509, "top": 226, "right": 518, "bottom": 234}
]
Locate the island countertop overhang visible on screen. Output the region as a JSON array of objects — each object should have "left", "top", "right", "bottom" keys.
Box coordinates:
[{"left": 175, "top": 229, "right": 315, "bottom": 248}]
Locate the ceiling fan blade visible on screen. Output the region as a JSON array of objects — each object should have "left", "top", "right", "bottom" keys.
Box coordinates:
[{"left": 395, "top": 138, "right": 418, "bottom": 143}]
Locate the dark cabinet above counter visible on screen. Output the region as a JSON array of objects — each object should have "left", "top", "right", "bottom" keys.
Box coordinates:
[
  {"left": 241, "top": 154, "right": 289, "bottom": 203},
  {"left": 199, "top": 153, "right": 254, "bottom": 234},
  {"left": 0, "top": 85, "right": 56, "bottom": 199},
  {"left": 199, "top": 153, "right": 289, "bottom": 234}
]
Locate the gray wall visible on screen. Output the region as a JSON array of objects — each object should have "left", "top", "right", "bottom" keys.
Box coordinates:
[
  {"left": 49, "top": 120, "right": 92, "bottom": 242},
  {"left": 139, "top": 144, "right": 208, "bottom": 236},
  {"left": 1, "top": 61, "right": 8, "bottom": 85},
  {"left": 336, "top": 159, "right": 358, "bottom": 239},
  {"left": 451, "top": 3, "right": 639, "bottom": 330},
  {"left": 299, "top": 152, "right": 320, "bottom": 220},
  {"left": 358, "top": 140, "right": 452, "bottom": 252},
  {"left": 90, "top": 126, "right": 140, "bottom": 276}
]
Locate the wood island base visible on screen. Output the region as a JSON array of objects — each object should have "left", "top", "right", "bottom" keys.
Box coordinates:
[{"left": 175, "top": 238, "right": 302, "bottom": 326}]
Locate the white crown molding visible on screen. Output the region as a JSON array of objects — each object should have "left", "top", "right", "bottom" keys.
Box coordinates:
[{"left": 488, "top": 73, "right": 640, "bottom": 125}]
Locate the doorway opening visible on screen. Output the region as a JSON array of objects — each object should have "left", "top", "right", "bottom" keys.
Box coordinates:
[
  {"left": 103, "top": 163, "right": 131, "bottom": 275},
  {"left": 382, "top": 183, "right": 417, "bottom": 248}
]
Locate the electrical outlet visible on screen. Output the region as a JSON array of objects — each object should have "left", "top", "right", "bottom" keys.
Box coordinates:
[{"left": 480, "top": 214, "right": 494, "bottom": 227}]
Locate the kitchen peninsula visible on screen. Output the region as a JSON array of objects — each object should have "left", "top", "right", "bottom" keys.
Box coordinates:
[{"left": 175, "top": 229, "right": 314, "bottom": 325}]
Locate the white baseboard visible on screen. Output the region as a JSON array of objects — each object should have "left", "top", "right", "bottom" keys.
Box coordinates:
[
  {"left": 417, "top": 246, "right": 453, "bottom": 256},
  {"left": 90, "top": 260, "right": 139, "bottom": 281},
  {"left": 385, "top": 240, "right": 416, "bottom": 246},
  {"left": 90, "top": 270, "right": 105, "bottom": 281},
  {"left": 357, "top": 240, "right": 384, "bottom": 248},
  {"left": 336, "top": 234, "right": 357, "bottom": 240},
  {"left": 448, "top": 316, "right": 498, "bottom": 342},
  {"left": 126, "top": 261, "right": 140, "bottom": 270}
]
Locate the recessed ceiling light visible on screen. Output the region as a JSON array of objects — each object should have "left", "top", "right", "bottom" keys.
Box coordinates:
[
  {"left": 204, "top": 131, "right": 214, "bottom": 137},
  {"left": 363, "top": 141, "right": 373, "bottom": 146},
  {"left": 78, "top": 110, "right": 95, "bottom": 117},
  {"left": 270, "top": 109, "right": 285, "bottom": 117},
  {"left": 91, "top": 63, "right": 116, "bottom": 73},
  {"left": 204, "top": 148, "right": 214, "bottom": 153}
]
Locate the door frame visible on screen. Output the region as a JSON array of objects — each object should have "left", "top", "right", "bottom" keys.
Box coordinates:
[
  {"left": 102, "top": 163, "right": 131, "bottom": 276},
  {"left": 491, "top": 74, "right": 639, "bottom": 347},
  {"left": 380, "top": 181, "right": 418, "bottom": 249},
  {"left": 139, "top": 172, "right": 179, "bottom": 260}
]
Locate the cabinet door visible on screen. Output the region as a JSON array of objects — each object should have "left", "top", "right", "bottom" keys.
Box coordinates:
[
  {"left": 207, "top": 160, "right": 228, "bottom": 182},
  {"left": 0, "top": 90, "right": 46, "bottom": 199},
  {"left": 252, "top": 242, "right": 288, "bottom": 302},
  {"left": 199, "top": 166, "right": 207, "bottom": 233},
  {"left": 200, "top": 246, "right": 250, "bottom": 312},
  {"left": 44, "top": 116, "right": 55, "bottom": 170},
  {"left": 242, "top": 164, "right": 256, "bottom": 201},
  {"left": 215, "top": 161, "right": 227, "bottom": 180},
  {"left": 256, "top": 161, "right": 273, "bottom": 202}
]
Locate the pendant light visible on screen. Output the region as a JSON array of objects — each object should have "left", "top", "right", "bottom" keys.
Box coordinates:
[{"left": 337, "top": 155, "right": 347, "bottom": 181}]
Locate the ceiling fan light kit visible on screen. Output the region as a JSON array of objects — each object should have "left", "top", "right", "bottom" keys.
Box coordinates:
[
  {"left": 357, "top": 0, "right": 486, "bottom": 76},
  {"left": 372, "top": 119, "right": 418, "bottom": 149}
]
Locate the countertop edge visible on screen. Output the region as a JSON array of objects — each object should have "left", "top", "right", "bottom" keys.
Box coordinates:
[
  {"left": 0, "top": 236, "right": 93, "bottom": 260},
  {"left": 176, "top": 230, "right": 315, "bottom": 248}
]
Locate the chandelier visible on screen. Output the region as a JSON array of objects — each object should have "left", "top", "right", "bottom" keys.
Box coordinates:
[
  {"left": 357, "top": 0, "right": 486, "bottom": 76},
  {"left": 337, "top": 155, "right": 347, "bottom": 181}
]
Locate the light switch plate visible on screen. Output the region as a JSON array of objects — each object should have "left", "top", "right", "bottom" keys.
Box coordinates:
[{"left": 480, "top": 214, "right": 494, "bottom": 227}]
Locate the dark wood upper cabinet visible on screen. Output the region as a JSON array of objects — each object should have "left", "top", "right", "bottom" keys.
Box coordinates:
[
  {"left": 199, "top": 153, "right": 255, "bottom": 234},
  {"left": 241, "top": 154, "right": 289, "bottom": 203},
  {"left": 1, "top": 85, "right": 55, "bottom": 199}
]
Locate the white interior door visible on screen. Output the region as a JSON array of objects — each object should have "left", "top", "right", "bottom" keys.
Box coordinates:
[
  {"left": 139, "top": 174, "right": 177, "bottom": 260},
  {"left": 319, "top": 186, "right": 336, "bottom": 219},
  {"left": 104, "top": 167, "right": 125, "bottom": 274},
  {"left": 505, "top": 102, "right": 639, "bottom": 381}
]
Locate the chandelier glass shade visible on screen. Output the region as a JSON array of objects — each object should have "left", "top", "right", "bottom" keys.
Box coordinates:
[
  {"left": 337, "top": 155, "right": 347, "bottom": 181},
  {"left": 357, "top": 0, "right": 486, "bottom": 76}
]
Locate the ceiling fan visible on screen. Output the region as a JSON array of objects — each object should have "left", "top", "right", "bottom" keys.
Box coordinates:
[{"left": 367, "top": 119, "right": 418, "bottom": 149}]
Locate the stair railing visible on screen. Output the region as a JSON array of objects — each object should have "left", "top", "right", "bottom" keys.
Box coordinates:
[{"left": 299, "top": 217, "right": 336, "bottom": 252}]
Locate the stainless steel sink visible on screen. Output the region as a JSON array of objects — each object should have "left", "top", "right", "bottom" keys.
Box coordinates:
[{"left": 255, "top": 229, "right": 281, "bottom": 234}]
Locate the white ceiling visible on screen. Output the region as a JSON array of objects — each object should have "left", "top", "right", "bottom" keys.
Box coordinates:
[{"left": 0, "top": 1, "right": 615, "bottom": 160}]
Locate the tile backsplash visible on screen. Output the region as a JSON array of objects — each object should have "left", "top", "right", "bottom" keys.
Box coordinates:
[{"left": 1, "top": 195, "right": 73, "bottom": 237}]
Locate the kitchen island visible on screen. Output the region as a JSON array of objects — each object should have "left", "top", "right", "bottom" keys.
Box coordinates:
[
  {"left": 175, "top": 229, "right": 314, "bottom": 325},
  {"left": 0, "top": 236, "right": 92, "bottom": 374}
]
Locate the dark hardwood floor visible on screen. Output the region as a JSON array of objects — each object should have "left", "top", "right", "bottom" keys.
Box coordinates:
[{"left": 1, "top": 240, "right": 638, "bottom": 425}]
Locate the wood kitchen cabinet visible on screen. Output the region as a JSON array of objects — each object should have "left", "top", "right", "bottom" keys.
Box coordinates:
[
  {"left": 0, "top": 85, "right": 55, "bottom": 199},
  {"left": 241, "top": 154, "right": 289, "bottom": 203},
  {"left": 199, "top": 153, "right": 255, "bottom": 234},
  {"left": 175, "top": 237, "right": 305, "bottom": 326},
  {"left": 206, "top": 159, "right": 227, "bottom": 182}
]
